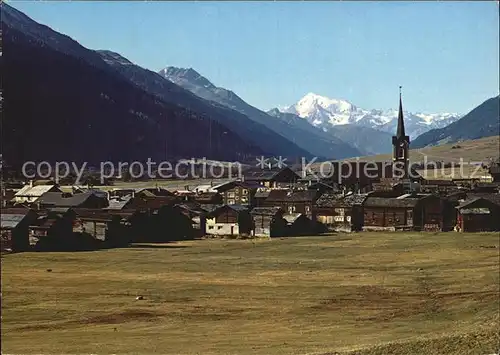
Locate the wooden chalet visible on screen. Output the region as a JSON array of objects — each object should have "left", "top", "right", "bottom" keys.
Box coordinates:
[
  {"left": 174, "top": 203, "right": 208, "bottom": 238},
  {"left": 250, "top": 207, "right": 287, "bottom": 237},
  {"left": 212, "top": 180, "right": 262, "bottom": 206},
  {"left": 73, "top": 209, "right": 129, "bottom": 247},
  {"left": 314, "top": 192, "right": 367, "bottom": 232},
  {"left": 1, "top": 208, "right": 38, "bottom": 252},
  {"left": 241, "top": 166, "right": 301, "bottom": 188},
  {"left": 262, "top": 189, "right": 320, "bottom": 219},
  {"left": 362, "top": 194, "right": 443, "bottom": 232},
  {"left": 456, "top": 198, "right": 500, "bottom": 232},
  {"left": 29, "top": 208, "right": 77, "bottom": 250},
  {"left": 206, "top": 205, "right": 252, "bottom": 237}
]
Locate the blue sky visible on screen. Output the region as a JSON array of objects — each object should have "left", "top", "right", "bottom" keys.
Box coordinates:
[{"left": 9, "top": 1, "right": 499, "bottom": 114}]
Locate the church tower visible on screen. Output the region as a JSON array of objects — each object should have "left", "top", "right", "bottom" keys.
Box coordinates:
[{"left": 392, "top": 86, "right": 410, "bottom": 178}]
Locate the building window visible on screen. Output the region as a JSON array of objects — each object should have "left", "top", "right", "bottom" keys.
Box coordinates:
[
  {"left": 242, "top": 189, "right": 248, "bottom": 195},
  {"left": 228, "top": 199, "right": 235, "bottom": 205},
  {"left": 208, "top": 226, "right": 214, "bottom": 230},
  {"left": 228, "top": 192, "right": 235, "bottom": 198},
  {"left": 217, "top": 226, "right": 223, "bottom": 230},
  {"left": 305, "top": 206, "right": 310, "bottom": 212}
]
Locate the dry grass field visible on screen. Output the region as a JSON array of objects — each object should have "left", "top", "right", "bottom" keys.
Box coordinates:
[{"left": 2, "top": 233, "right": 499, "bottom": 355}]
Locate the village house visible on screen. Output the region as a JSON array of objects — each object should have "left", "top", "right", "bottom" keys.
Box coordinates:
[
  {"left": 73, "top": 209, "right": 128, "bottom": 247},
  {"left": 211, "top": 180, "right": 262, "bottom": 206},
  {"left": 362, "top": 194, "right": 443, "bottom": 232},
  {"left": 1, "top": 208, "right": 38, "bottom": 252},
  {"left": 174, "top": 203, "right": 208, "bottom": 238},
  {"left": 314, "top": 192, "right": 367, "bottom": 232},
  {"left": 206, "top": 204, "right": 252, "bottom": 237},
  {"left": 34, "top": 191, "right": 109, "bottom": 210},
  {"left": 193, "top": 191, "right": 223, "bottom": 205},
  {"left": 241, "top": 166, "right": 301, "bottom": 189},
  {"left": 13, "top": 182, "right": 61, "bottom": 205},
  {"left": 250, "top": 207, "right": 287, "bottom": 237},
  {"left": 29, "top": 208, "right": 77, "bottom": 250},
  {"left": 455, "top": 197, "right": 500, "bottom": 232},
  {"left": 108, "top": 209, "right": 147, "bottom": 243},
  {"left": 262, "top": 189, "right": 320, "bottom": 219}
]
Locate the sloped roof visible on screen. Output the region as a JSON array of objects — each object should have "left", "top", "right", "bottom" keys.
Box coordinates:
[
  {"left": 250, "top": 207, "right": 283, "bottom": 216},
  {"left": 364, "top": 197, "right": 420, "bottom": 208},
  {"left": 283, "top": 213, "right": 304, "bottom": 223},
  {"left": 14, "top": 184, "right": 59, "bottom": 197},
  {"left": 265, "top": 189, "right": 317, "bottom": 202},
  {"left": 208, "top": 204, "right": 249, "bottom": 217},
  {"left": 105, "top": 195, "right": 133, "bottom": 210},
  {"left": 314, "top": 192, "right": 344, "bottom": 208},
  {"left": 73, "top": 208, "right": 116, "bottom": 222},
  {"left": 457, "top": 197, "right": 499, "bottom": 210},
  {"left": 35, "top": 191, "right": 102, "bottom": 207},
  {"left": 1, "top": 213, "right": 28, "bottom": 229},
  {"left": 212, "top": 180, "right": 263, "bottom": 191},
  {"left": 130, "top": 196, "right": 178, "bottom": 210},
  {"left": 466, "top": 192, "right": 500, "bottom": 206}
]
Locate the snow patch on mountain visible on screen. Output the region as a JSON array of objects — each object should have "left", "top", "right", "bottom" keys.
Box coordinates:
[{"left": 279, "top": 93, "right": 462, "bottom": 139}]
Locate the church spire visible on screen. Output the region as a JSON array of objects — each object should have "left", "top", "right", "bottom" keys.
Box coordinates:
[{"left": 396, "top": 86, "right": 406, "bottom": 139}]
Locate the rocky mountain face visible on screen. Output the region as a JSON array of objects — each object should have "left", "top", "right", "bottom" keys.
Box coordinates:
[
  {"left": 279, "top": 93, "right": 462, "bottom": 140},
  {"left": 1, "top": 3, "right": 265, "bottom": 166},
  {"left": 412, "top": 96, "right": 500, "bottom": 148},
  {"left": 160, "top": 67, "right": 362, "bottom": 160},
  {"left": 96, "top": 53, "right": 313, "bottom": 161}
]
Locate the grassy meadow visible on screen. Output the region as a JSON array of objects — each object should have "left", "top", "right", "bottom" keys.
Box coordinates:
[{"left": 2, "top": 233, "right": 499, "bottom": 354}]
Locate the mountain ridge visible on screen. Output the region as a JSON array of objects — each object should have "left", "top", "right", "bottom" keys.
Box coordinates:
[
  {"left": 160, "top": 66, "right": 363, "bottom": 159},
  {"left": 278, "top": 92, "right": 462, "bottom": 139},
  {"left": 411, "top": 96, "right": 500, "bottom": 148}
]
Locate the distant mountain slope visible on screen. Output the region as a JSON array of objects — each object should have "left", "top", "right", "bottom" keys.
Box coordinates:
[
  {"left": 96, "top": 52, "right": 313, "bottom": 160},
  {"left": 412, "top": 96, "right": 500, "bottom": 148},
  {"left": 160, "top": 67, "right": 362, "bottom": 160},
  {"left": 330, "top": 125, "right": 393, "bottom": 156},
  {"left": 280, "top": 92, "right": 462, "bottom": 139},
  {"left": 1, "top": 3, "right": 264, "bottom": 166},
  {"left": 267, "top": 110, "right": 392, "bottom": 156}
]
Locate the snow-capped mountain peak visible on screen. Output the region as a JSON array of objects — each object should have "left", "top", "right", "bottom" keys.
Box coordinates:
[{"left": 279, "top": 93, "right": 462, "bottom": 139}]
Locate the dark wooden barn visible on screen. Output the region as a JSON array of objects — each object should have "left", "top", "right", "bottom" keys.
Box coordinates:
[
  {"left": 1, "top": 208, "right": 38, "bottom": 252},
  {"left": 73, "top": 209, "right": 128, "bottom": 247},
  {"left": 362, "top": 194, "right": 443, "bottom": 232},
  {"left": 29, "top": 208, "right": 78, "bottom": 251},
  {"left": 250, "top": 207, "right": 287, "bottom": 237},
  {"left": 456, "top": 198, "right": 500, "bottom": 232}
]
